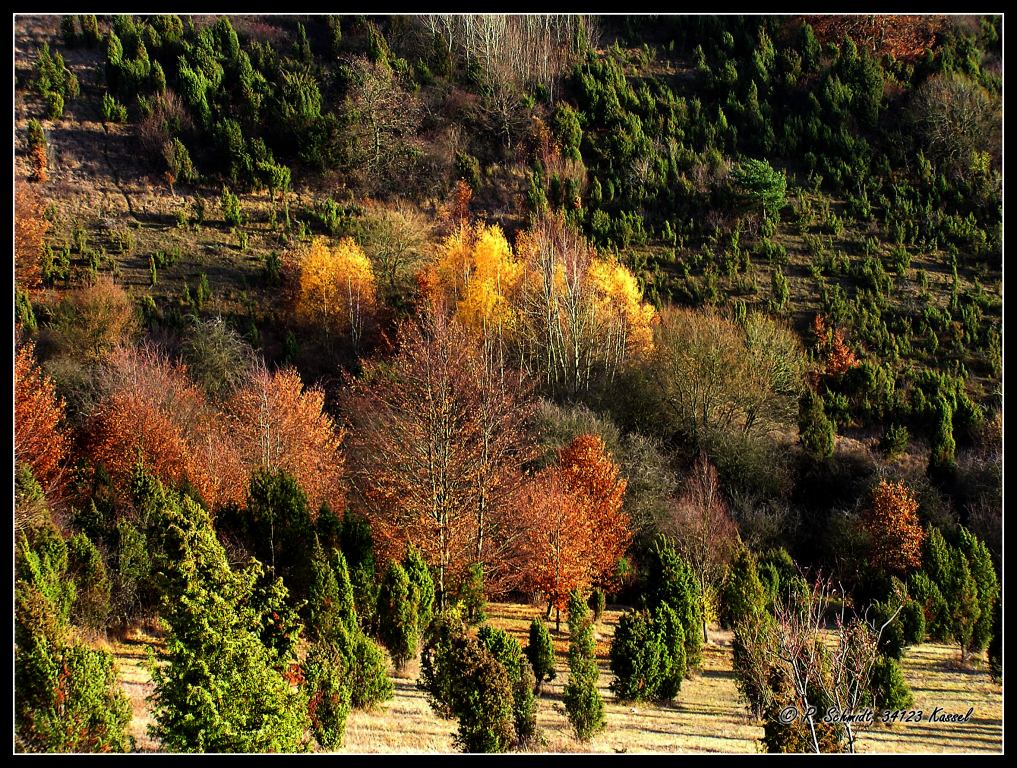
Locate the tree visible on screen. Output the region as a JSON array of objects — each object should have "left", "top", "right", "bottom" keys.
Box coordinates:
[
  {"left": 147, "top": 481, "right": 310, "bottom": 752},
  {"left": 294, "top": 236, "right": 377, "bottom": 348},
  {"left": 562, "top": 591, "right": 604, "bottom": 741},
  {"left": 720, "top": 546, "right": 768, "bottom": 629},
  {"left": 15, "top": 179, "right": 49, "bottom": 291},
  {"left": 665, "top": 453, "right": 739, "bottom": 643},
  {"left": 644, "top": 537, "right": 704, "bottom": 671},
  {"left": 525, "top": 616, "right": 557, "bottom": 692},
  {"left": 15, "top": 338, "right": 69, "bottom": 505},
  {"left": 15, "top": 520, "right": 132, "bottom": 752},
  {"left": 609, "top": 607, "right": 686, "bottom": 704},
  {"left": 344, "top": 308, "right": 532, "bottom": 605},
  {"left": 798, "top": 387, "right": 835, "bottom": 461},
  {"left": 928, "top": 396, "right": 957, "bottom": 479},
  {"left": 861, "top": 481, "right": 925, "bottom": 576},
  {"left": 180, "top": 315, "right": 257, "bottom": 401},
  {"left": 403, "top": 544, "right": 436, "bottom": 632},
  {"left": 477, "top": 625, "right": 539, "bottom": 747},
  {"left": 228, "top": 365, "right": 345, "bottom": 515},
  {"left": 517, "top": 435, "right": 631, "bottom": 629},
  {"left": 301, "top": 642, "right": 351, "bottom": 750},
  {"left": 359, "top": 199, "right": 432, "bottom": 305},
  {"left": 956, "top": 528, "right": 999, "bottom": 656},
  {"left": 514, "top": 212, "right": 655, "bottom": 394},
  {"left": 731, "top": 158, "right": 787, "bottom": 216},
  {"left": 377, "top": 562, "right": 419, "bottom": 669},
  {"left": 49, "top": 277, "right": 139, "bottom": 363},
  {"left": 648, "top": 307, "right": 806, "bottom": 449}
]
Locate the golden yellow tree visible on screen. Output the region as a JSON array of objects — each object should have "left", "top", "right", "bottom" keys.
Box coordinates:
[{"left": 296, "top": 236, "right": 377, "bottom": 347}]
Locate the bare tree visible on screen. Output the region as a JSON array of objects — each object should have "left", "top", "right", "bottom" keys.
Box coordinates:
[{"left": 665, "top": 453, "right": 739, "bottom": 643}]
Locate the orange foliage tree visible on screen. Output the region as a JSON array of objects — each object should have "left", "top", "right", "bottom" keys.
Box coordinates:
[
  {"left": 862, "top": 480, "right": 925, "bottom": 575},
  {"left": 87, "top": 344, "right": 246, "bottom": 510},
  {"left": 813, "top": 314, "right": 858, "bottom": 377},
  {"left": 15, "top": 337, "right": 69, "bottom": 497},
  {"left": 517, "top": 434, "right": 631, "bottom": 623},
  {"left": 228, "top": 365, "right": 346, "bottom": 516},
  {"left": 15, "top": 179, "right": 49, "bottom": 291},
  {"left": 343, "top": 306, "right": 535, "bottom": 602}
]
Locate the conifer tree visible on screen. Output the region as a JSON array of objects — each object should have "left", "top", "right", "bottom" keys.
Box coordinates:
[{"left": 563, "top": 591, "right": 604, "bottom": 741}]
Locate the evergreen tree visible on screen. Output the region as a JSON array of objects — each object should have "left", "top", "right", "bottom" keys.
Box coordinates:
[
  {"left": 147, "top": 480, "right": 309, "bottom": 752},
  {"left": 377, "top": 561, "right": 419, "bottom": 669},
  {"left": 302, "top": 641, "right": 352, "bottom": 750},
  {"left": 645, "top": 536, "right": 704, "bottom": 670},
  {"left": 526, "top": 616, "right": 557, "bottom": 693},
  {"left": 404, "top": 544, "right": 435, "bottom": 632},
  {"left": 798, "top": 387, "right": 835, "bottom": 462},
  {"left": 720, "top": 546, "right": 768, "bottom": 629},
  {"left": 563, "top": 591, "right": 605, "bottom": 741},
  {"left": 928, "top": 396, "right": 957, "bottom": 480},
  {"left": 957, "top": 527, "right": 999, "bottom": 655}
]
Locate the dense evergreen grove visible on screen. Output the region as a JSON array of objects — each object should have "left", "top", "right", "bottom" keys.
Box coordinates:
[{"left": 14, "top": 13, "right": 1001, "bottom": 754}]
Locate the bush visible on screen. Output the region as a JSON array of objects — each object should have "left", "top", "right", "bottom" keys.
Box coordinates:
[
  {"left": 377, "top": 562, "right": 419, "bottom": 669},
  {"left": 66, "top": 533, "right": 111, "bottom": 632},
  {"left": 340, "top": 625, "right": 393, "bottom": 709},
  {"left": 907, "top": 571, "right": 950, "bottom": 642},
  {"left": 880, "top": 424, "right": 909, "bottom": 458},
  {"left": 720, "top": 547, "right": 768, "bottom": 629},
  {"left": 898, "top": 598, "right": 927, "bottom": 646},
  {"left": 525, "top": 616, "right": 557, "bottom": 692},
  {"left": 101, "top": 92, "right": 128, "bottom": 122},
  {"left": 220, "top": 185, "right": 244, "bottom": 228},
  {"left": 645, "top": 537, "right": 703, "bottom": 670},
  {"left": 403, "top": 544, "right": 435, "bottom": 633},
  {"left": 869, "top": 655, "right": 914, "bottom": 711},
  {"left": 609, "top": 610, "right": 660, "bottom": 701},
  {"left": 302, "top": 642, "right": 352, "bottom": 749},
  {"left": 872, "top": 600, "right": 907, "bottom": 660},
  {"left": 478, "top": 625, "right": 539, "bottom": 747},
  {"left": 563, "top": 591, "right": 604, "bottom": 741},
  {"left": 458, "top": 563, "right": 486, "bottom": 625},
  {"left": 419, "top": 609, "right": 515, "bottom": 752}
]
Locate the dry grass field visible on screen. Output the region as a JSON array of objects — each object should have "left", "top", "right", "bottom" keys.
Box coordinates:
[{"left": 111, "top": 601, "right": 1002, "bottom": 754}]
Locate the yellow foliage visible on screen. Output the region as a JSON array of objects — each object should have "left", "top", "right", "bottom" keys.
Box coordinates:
[
  {"left": 297, "top": 236, "right": 377, "bottom": 342},
  {"left": 588, "top": 257, "right": 656, "bottom": 357},
  {"left": 432, "top": 223, "right": 522, "bottom": 335}
]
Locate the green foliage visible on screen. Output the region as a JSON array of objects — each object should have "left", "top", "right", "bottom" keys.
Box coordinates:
[
  {"left": 377, "top": 561, "right": 419, "bottom": 669},
  {"left": 102, "top": 92, "right": 128, "bottom": 122},
  {"left": 147, "top": 481, "right": 310, "bottom": 752},
  {"left": 956, "top": 527, "right": 998, "bottom": 654},
  {"left": 419, "top": 609, "right": 515, "bottom": 752},
  {"left": 732, "top": 158, "right": 787, "bottom": 216},
  {"left": 306, "top": 540, "right": 350, "bottom": 642},
  {"left": 525, "top": 616, "right": 557, "bottom": 691},
  {"left": 563, "top": 591, "right": 605, "bottom": 741},
  {"left": 907, "top": 570, "right": 950, "bottom": 643},
  {"left": 457, "top": 563, "right": 487, "bottom": 625},
  {"left": 720, "top": 546, "right": 768, "bottom": 629},
  {"left": 403, "top": 544, "right": 435, "bottom": 632},
  {"left": 608, "top": 606, "right": 686, "bottom": 704},
  {"left": 220, "top": 185, "right": 244, "bottom": 228},
  {"left": 245, "top": 469, "right": 315, "bottom": 599},
  {"left": 15, "top": 286, "right": 37, "bottom": 333},
  {"left": 644, "top": 537, "right": 703, "bottom": 669},
  {"left": 798, "top": 387, "right": 835, "bottom": 462},
  {"left": 302, "top": 642, "right": 352, "bottom": 749},
  {"left": 478, "top": 625, "right": 539, "bottom": 747},
  {"left": 66, "top": 533, "right": 111, "bottom": 631},
  {"left": 869, "top": 656, "right": 914, "bottom": 711}
]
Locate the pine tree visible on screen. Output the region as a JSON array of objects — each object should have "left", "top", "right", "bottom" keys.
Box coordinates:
[
  {"left": 928, "top": 396, "right": 957, "bottom": 480},
  {"left": 957, "top": 528, "right": 998, "bottom": 655},
  {"left": 645, "top": 537, "right": 704, "bottom": 670},
  {"left": 563, "top": 591, "right": 605, "bottom": 741},
  {"left": 720, "top": 546, "right": 768, "bottom": 629},
  {"left": 798, "top": 387, "right": 835, "bottom": 462},
  {"left": 948, "top": 551, "right": 981, "bottom": 662}
]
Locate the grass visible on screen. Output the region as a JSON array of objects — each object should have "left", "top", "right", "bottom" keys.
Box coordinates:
[{"left": 110, "top": 601, "right": 1002, "bottom": 754}]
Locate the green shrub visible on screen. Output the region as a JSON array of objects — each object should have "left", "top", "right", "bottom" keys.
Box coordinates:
[
  {"left": 337, "top": 624, "right": 393, "bottom": 710},
  {"left": 302, "top": 642, "right": 352, "bottom": 749},
  {"left": 609, "top": 609, "right": 662, "bottom": 701},
  {"left": 220, "top": 185, "right": 244, "bottom": 228},
  {"left": 377, "top": 562, "right": 419, "bottom": 669},
  {"left": 403, "top": 544, "right": 435, "bottom": 632},
  {"left": 720, "top": 548, "right": 767, "bottom": 629},
  {"left": 101, "top": 92, "right": 128, "bottom": 122},
  {"left": 907, "top": 571, "right": 950, "bottom": 642},
  {"left": 563, "top": 591, "right": 604, "bottom": 741},
  {"left": 869, "top": 656, "right": 914, "bottom": 711},
  {"left": 525, "top": 616, "right": 557, "bottom": 692},
  {"left": 458, "top": 563, "right": 486, "bottom": 625},
  {"left": 879, "top": 424, "right": 909, "bottom": 457},
  {"left": 478, "top": 625, "right": 539, "bottom": 747},
  {"left": 645, "top": 537, "right": 703, "bottom": 670},
  {"left": 66, "top": 533, "right": 111, "bottom": 632}
]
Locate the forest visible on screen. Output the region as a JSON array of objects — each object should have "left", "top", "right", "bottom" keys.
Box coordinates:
[{"left": 13, "top": 13, "right": 1002, "bottom": 754}]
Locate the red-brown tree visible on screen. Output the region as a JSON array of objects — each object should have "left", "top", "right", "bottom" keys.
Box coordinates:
[{"left": 14, "top": 337, "right": 69, "bottom": 500}]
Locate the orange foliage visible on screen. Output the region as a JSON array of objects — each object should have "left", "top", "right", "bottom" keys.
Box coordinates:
[
  {"left": 87, "top": 344, "right": 245, "bottom": 509},
  {"left": 862, "top": 480, "right": 925, "bottom": 574},
  {"left": 294, "top": 236, "right": 377, "bottom": 346},
  {"left": 228, "top": 366, "right": 346, "bottom": 516},
  {"left": 813, "top": 314, "right": 858, "bottom": 377},
  {"left": 15, "top": 179, "right": 48, "bottom": 291},
  {"left": 15, "top": 338, "right": 69, "bottom": 495},
  {"left": 518, "top": 434, "right": 631, "bottom": 610},
  {"left": 31, "top": 143, "right": 47, "bottom": 183},
  {"left": 802, "top": 15, "right": 946, "bottom": 61}
]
